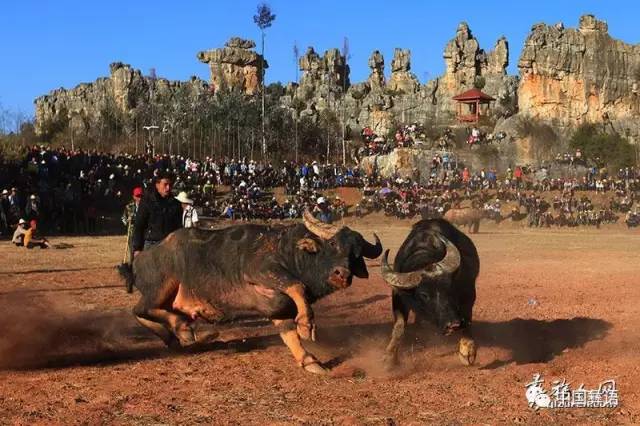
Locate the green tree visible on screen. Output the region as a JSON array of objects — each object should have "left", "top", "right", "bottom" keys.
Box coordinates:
[{"left": 569, "top": 123, "right": 635, "bottom": 168}]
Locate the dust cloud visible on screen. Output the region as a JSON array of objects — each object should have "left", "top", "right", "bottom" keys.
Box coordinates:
[{"left": 0, "top": 294, "right": 134, "bottom": 369}]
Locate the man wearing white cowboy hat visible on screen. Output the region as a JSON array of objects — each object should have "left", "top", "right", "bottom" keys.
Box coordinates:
[{"left": 176, "top": 191, "right": 199, "bottom": 228}]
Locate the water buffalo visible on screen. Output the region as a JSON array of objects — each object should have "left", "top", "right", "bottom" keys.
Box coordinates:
[
  {"left": 443, "top": 207, "right": 483, "bottom": 233},
  {"left": 118, "top": 211, "right": 381, "bottom": 374},
  {"left": 380, "top": 218, "right": 479, "bottom": 367}
]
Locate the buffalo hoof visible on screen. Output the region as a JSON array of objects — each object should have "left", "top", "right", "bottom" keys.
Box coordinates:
[
  {"left": 175, "top": 325, "right": 197, "bottom": 347},
  {"left": 194, "top": 327, "right": 219, "bottom": 344},
  {"left": 304, "top": 362, "right": 328, "bottom": 375},
  {"left": 382, "top": 353, "right": 399, "bottom": 370},
  {"left": 301, "top": 354, "right": 327, "bottom": 375},
  {"left": 458, "top": 337, "right": 477, "bottom": 366}
]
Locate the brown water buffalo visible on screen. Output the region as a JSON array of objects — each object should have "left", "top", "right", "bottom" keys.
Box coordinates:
[
  {"left": 443, "top": 207, "right": 483, "bottom": 233},
  {"left": 118, "top": 211, "right": 382, "bottom": 374}
]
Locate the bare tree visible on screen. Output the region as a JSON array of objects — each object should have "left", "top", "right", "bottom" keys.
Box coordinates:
[
  {"left": 293, "top": 41, "right": 300, "bottom": 162},
  {"left": 253, "top": 2, "right": 276, "bottom": 159},
  {"left": 341, "top": 36, "right": 351, "bottom": 165}
]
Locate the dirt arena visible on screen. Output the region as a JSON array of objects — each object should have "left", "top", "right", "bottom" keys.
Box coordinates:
[{"left": 0, "top": 216, "right": 638, "bottom": 425}]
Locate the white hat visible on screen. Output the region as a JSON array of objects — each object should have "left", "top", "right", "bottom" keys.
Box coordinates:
[
  {"left": 1, "top": 189, "right": 8, "bottom": 195},
  {"left": 109, "top": 174, "right": 115, "bottom": 179},
  {"left": 317, "top": 197, "right": 326, "bottom": 204},
  {"left": 175, "top": 191, "right": 193, "bottom": 204},
  {"left": 18, "top": 218, "right": 26, "bottom": 225},
  {"left": 30, "top": 194, "right": 36, "bottom": 200}
]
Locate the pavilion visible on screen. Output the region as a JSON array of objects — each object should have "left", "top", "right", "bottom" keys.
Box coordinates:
[{"left": 452, "top": 88, "right": 495, "bottom": 123}]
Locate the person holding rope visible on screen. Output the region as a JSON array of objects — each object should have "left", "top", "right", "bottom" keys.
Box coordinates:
[{"left": 120, "top": 187, "right": 143, "bottom": 288}]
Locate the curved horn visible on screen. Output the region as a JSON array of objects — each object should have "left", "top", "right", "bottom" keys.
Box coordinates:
[
  {"left": 303, "top": 209, "right": 340, "bottom": 240},
  {"left": 380, "top": 250, "right": 424, "bottom": 289},
  {"left": 380, "top": 236, "right": 461, "bottom": 290},
  {"left": 361, "top": 233, "right": 383, "bottom": 259}
]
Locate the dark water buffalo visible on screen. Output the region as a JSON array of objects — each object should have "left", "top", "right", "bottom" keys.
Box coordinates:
[
  {"left": 118, "top": 211, "right": 381, "bottom": 374},
  {"left": 443, "top": 208, "right": 483, "bottom": 233},
  {"left": 380, "top": 218, "right": 479, "bottom": 367}
]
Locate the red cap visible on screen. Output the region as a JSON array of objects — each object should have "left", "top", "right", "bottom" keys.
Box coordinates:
[{"left": 133, "top": 187, "right": 143, "bottom": 197}]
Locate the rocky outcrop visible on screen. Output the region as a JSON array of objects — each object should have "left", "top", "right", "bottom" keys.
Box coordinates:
[
  {"left": 197, "top": 37, "right": 266, "bottom": 95},
  {"left": 437, "top": 23, "right": 518, "bottom": 115},
  {"left": 291, "top": 21, "right": 517, "bottom": 137},
  {"left": 294, "top": 47, "right": 349, "bottom": 110},
  {"left": 34, "top": 63, "right": 208, "bottom": 136},
  {"left": 518, "top": 14, "right": 640, "bottom": 135},
  {"left": 386, "top": 49, "right": 420, "bottom": 94}
]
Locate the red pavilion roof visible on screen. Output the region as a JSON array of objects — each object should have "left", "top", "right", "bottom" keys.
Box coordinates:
[{"left": 452, "top": 88, "right": 495, "bottom": 102}]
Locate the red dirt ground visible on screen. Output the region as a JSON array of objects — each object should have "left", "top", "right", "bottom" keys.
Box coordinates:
[{"left": 0, "top": 215, "right": 638, "bottom": 425}]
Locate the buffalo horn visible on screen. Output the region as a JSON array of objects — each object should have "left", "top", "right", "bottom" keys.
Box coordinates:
[
  {"left": 303, "top": 209, "right": 341, "bottom": 240},
  {"left": 380, "top": 236, "right": 461, "bottom": 289},
  {"left": 361, "top": 233, "right": 383, "bottom": 259}
]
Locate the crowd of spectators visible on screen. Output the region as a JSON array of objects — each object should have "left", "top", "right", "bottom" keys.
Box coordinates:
[{"left": 1, "top": 144, "right": 640, "bottom": 243}]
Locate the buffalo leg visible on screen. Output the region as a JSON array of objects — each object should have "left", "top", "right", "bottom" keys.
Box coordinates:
[
  {"left": 383, "top": 293, "right": 410, "bottom": 367},
  {"left": 273, "top": 319, "right": 326, "bottom": 374},
  {"left": 283, "top": 283, "right": 315, "bottom": 341},
  {"left": 134, "top": 311, "right": 177, "bottom": 347},
  {"left": 133, "top": 296, "right": 196, "bottom": 347},
  {"left": 458, "top": 293, "right": 477, "bottom": 366}
]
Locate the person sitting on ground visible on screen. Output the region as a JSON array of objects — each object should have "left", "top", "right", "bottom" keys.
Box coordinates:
[
  {"left": 23, "top": 219, "right": 50, "bottom": 249},
  {"left": 12, "top": 218, "right": 28, "bottom": 247},
  {"left": 176, "top": 191, "right": 199, "bottom": 228}
]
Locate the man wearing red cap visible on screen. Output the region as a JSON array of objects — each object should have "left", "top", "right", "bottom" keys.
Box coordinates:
[{"left": 122, "top": 187, "right": 143, "bottom": 269}]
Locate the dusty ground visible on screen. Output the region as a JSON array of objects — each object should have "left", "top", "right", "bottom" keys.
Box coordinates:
[{"left": 0, "top": 215, "right": 639, "bottom": 425}]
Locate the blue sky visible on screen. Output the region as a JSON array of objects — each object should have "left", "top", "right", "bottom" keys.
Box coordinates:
[{"left": 1, "top": 0, "right": 638, "bottom": 118}]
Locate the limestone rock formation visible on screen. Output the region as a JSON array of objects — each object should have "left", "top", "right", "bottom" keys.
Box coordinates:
[
  {"left": 367, "top": 50, "right": 385, "bottom": 89},
  {"left": 34, "top": 63, "right": 208, "bottom": 136},
  {"left": 518, "top": 14, "right": 640, "bottom": 136},
  {"left": 438, "top": 23, "right": 518, "bottom": 115},
  {"left": 197, "top": 37, "right": 265, "bottom": 95},
  {"left": 387, "top": 49, "right": 420, "bottom": 94},
  {"left": 295, "top": 47, "right": 349, "bottom": 110}
]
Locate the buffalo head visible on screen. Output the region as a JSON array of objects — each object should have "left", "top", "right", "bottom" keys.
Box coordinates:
[
  {"left": 380, "top": 234, "right": 463, "bottom": 334},
  {"left": 301, "top": 210, "right": 382, "bottom": 286}
]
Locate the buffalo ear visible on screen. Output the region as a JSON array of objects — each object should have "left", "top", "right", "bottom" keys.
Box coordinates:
[
  {"left": 296, "top": 238, "right": 319, "bottom": 253},
  {"left": 351, "top": 256, "right": 369, "bottom": 278}
]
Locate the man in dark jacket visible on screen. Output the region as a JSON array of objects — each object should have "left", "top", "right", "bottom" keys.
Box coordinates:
[{"left": 132, "top": 171, "right": 182, "bottom": 257}]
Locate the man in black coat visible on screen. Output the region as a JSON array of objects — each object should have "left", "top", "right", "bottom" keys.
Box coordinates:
[{"left": 132, "top": 171, "right": 183, "bottom": 257}]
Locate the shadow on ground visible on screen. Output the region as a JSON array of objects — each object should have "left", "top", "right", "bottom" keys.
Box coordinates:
[{"left": 0, "top": 298, "right": 610, "bottom": 373}]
